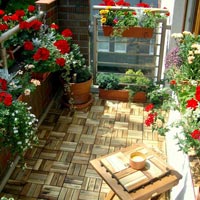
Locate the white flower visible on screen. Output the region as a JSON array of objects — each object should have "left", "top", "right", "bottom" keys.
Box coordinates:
[
  {"left": 17, "top": 70, "right": 23, "bottom": 75},
  {"left": 24, "top": 89, "right": 31, "bottom": 96},
  {"left": 171, "top": 33, "right": 183, "bottom": 39},
  {"left": 25, "top": 64, "right": 35, "bottom": 70},
  {"left": 182, "top": 31, "right": 192, "bottom": 35},
  {"left": 31, "top": 79, "right": 41, "bottom": 86},
  {"left": 190, "top": 80, "right": 198, "bottom": 86}
]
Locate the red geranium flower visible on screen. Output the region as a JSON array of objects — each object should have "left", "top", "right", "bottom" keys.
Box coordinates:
[
  {"left": 30, "top": 19, "right": 42, "bottom": 31},
  {"left": 186, "top": 98, "right": 198, "bottom": 109},
  {"left": 145, "top": 103, "right": 154, "bottom": 112},
  {"left": 132, "top": 11, "right": 137, "bottom": 15},
  {"left": 19, "top": 21, "right": 30, "bottom": 29},
  {"left": 54, "top": 40, "right": 70, "bottom": 54},
  {"left": 56, "top": 58, "right": 66, "bottom": 67},
  {"left": 33, "top": 47, "right": 50, "bottom": 61},
  {"left": 0, "top": 24, "right": 8, "bottom": 31},
  {"left": 15, "top": 10, "right": 25, "bottom": 17},
  {"left": 145, "top": 112, "right": 156, "bottom": 126},
  {"left": 61, "top": 29, "right": 73, "bottom": 37},
  {"left": 136, "top": 2, "right": 150, "bottom": 7},
  {"left": 24, "top": 41, "right": 34, "bottom": 51},
  {"left": 0, "top": 9, "right": 5, "bottom": 15},
  {"left": 99, "top": 0, "right": 115, "bottom": 6},
  {"left": 170, "top": 80, "right": 176, "bottom": 85},
  {"left": 0, "top": 78, "right": 7, "bottom": 91},
  {"left": 28, "top": 5, "right": 36, "bottom": 13},
  {"left": 116, "top": 0, "right": 130, "bottom": 6},
  {"left": 191, "top": 130, "right": 200, "bottom": 140},
  {"left": 195, "top": 86, "right": 200, "bottom": 102},
  {"left": 10, "top": 14, "right": 19, "bottom": 21},
  {"left": 3, "top": 15, "right": 9, "bottom": 21},
  {"left": 0, "top": 92, "right": 12, "bottom": 106}
]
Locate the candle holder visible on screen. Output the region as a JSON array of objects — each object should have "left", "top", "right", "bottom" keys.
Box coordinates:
[{"left": 129, "top": 152, "right": 146, "bottom": 170}]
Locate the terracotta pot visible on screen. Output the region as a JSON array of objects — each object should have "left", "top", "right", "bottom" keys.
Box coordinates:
[
  {"left": 99, "top": 89, "right": 147, "bottom": 103},
  {"left": 133, "top": 91, "right": 147, "bottom": 103},
  {"left": 62, "top": 77, "right": 93, "bottom": 109},
  {"left": 99, "top": 88, "right": 129, "bottom": 102},
  {"left": 102, "top": 25, "right": 154, "bottom": 38},
  {"left": 31, "top": 72, "right": 51, "bottom": 82}
]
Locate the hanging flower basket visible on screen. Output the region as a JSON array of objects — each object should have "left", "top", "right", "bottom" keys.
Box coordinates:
[{"left": 102, "top": 25, "right": 154, "bottom": 38}]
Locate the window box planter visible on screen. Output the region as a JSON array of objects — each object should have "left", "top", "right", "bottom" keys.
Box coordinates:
[
  {"left": 99, "top": 88, "right": 147, "bottom": 103},
  {"left": 102, "top": 25, "right": 154, "bottom": 38}
]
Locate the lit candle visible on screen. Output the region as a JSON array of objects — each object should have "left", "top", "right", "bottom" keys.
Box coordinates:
[{"left": 132, "top": 156, "right": 144, "bottom": 162}]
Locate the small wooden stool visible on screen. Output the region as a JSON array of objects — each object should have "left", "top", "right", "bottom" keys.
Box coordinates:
[{"left": 90, "top": 144, "right": 182, "bottom": 200}]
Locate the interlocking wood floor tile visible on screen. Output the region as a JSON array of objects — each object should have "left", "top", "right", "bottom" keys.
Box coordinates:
[
  {"left": 79, "top": 190, "right": 99, "bottom": 199},
  {"left": 39, "top": 185, "right": 61, "bottom": 200},
  {"left": 27, "top": 171, "right": 48, "bottom": 184},
  {"left": 60, "top": 141, "right": 77, "bottom": 152},
  {"left": 113, "top": 121, "right": 129, "bottom": 130},
  {"left": 20, "top": 182, "right": 42, "bottom": 197},
  {"left": 58, "top": 187, "right": 80, "bottom": 200},
  {"left": 39, "top": 150, "right": 61, "bottom": 161},
  {"left": 1, "top": 96, "right": 167, "bottom": 200},
  {"left": 63, "top": 175, "right": 84, "bottom": 189},
  {"left": 79, "top": 134, "right": 95, "bottom": 144},
  {"left": 92, "top": 145, "right": 110, "bottom": 156}
]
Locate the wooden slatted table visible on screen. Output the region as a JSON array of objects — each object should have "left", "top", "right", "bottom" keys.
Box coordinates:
[{"left": 90, "top": 144, "right": 182, "bottom": 200}]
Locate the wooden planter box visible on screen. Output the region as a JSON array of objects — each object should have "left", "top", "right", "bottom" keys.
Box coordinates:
[
  {"left": 18, "top": 72, "right": 58, "bottom": 118},
  {"left": 102, "top": 25, "right": 154, "bottom": 38},
  {"left": 99, "top": 88, "right": 147, "bottom": 103}
]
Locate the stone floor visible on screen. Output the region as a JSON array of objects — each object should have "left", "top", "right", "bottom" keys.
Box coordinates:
[{"left": 0, "top": 94, "right": 167, "bottom": 200}]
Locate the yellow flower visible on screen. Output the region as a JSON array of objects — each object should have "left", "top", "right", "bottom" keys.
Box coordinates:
[
  {"left": 100, "top": 9, "right": 109, "bottom": 15},
  {"left": 101, "top": 17, "right": 107, "bottom": 24}
]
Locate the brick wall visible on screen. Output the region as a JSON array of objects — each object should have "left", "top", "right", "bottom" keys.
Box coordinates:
[
  {"left": 35, "top": 0, "right": 90, "bottom": 62},
  {"left": 36, "top": 0, "right": 58, "bottom": 25},
  {"left": 57, "top": 0, "right": 90, "bottom": 62}
]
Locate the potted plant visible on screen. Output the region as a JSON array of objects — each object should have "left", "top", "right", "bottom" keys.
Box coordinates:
[
  {"left": 96, "top": 72, "right": 129, "bottom": 101},
  {"left": 0, "top": 74, "right": 38, "bottom": 176},
  {"left": 21, "top": 21, "right": 72, "bottom": 81},
  {"left": 97, "top": 69, "right": 152, "bottom": 102},
  {"left": 144, "top": 31, "right": 200, "bottom": 156},
  {"left": 60, "top": 42, "right": 93, "bottom": 110},
  {"left": 98, "top": 0, "right": 170, "bottom": 37}
]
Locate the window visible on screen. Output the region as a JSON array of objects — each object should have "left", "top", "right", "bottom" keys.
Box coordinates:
[
  {"left": 114, "top": 38, "right": 127, "bottom": 53},
  {"left": 98, "top": 36, "right": 109, "bottom": 52}
]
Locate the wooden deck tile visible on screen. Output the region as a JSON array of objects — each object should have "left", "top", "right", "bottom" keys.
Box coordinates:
[
  {"left": 1, "top": 96, "right": 167, "bottom": 200},
  {"left": 113, "top": 121, "right": 129, "bottom": 130},
  {"left": 58, "top": 187, "right": 80, "bottom": 200},
  {"left": 39, "top": 185, "right": 61, "bottom": 200},
  {"left": 63, "top": 175, "right": 84, "bottom": 189},
  {"left": 20, "top": 183, "right": 42, "bottom": 197}
]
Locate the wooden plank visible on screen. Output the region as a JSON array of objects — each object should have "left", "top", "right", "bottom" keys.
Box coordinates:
[
  {"left": 105, "top": 190, "right": 115, "bottom": 200},
  {"left": 100, "top": 152, "right": 129, "bottom": 173}
]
